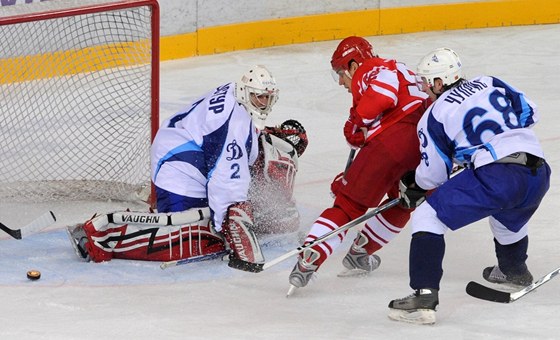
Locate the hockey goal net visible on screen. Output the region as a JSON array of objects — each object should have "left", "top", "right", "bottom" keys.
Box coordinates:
[{"left": 0, "top": 0, "right": 159, "bottom": 203}]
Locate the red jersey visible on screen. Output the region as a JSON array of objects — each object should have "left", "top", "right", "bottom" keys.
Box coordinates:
[{"left": 351, "top": 58, "right": 427, "bottom": 142}]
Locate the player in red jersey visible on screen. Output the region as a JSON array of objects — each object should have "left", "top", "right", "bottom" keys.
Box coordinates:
[{"left": 288, "top": 36, "right": 429, "bottom": 292}]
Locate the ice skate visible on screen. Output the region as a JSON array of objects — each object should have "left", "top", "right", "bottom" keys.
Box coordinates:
[
  {"left": 338, "top": 233, "right": 381, "bottom": 277},
  {"left": 338, "top": 249, "right": 381, "bottom": 277},
  {"left": 287, "top": 249, "right": 320, "bottom": 296},
  {"left": 483, "top": 265, "right": 533, "bottom": 287},
  {"left": 388, "top": 288, "right": 439, "bottom": 325},
  {"left": 66, "top": 224, "right": 90, "bottom": 262}
]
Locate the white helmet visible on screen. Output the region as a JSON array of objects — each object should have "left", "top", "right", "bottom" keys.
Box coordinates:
[
  {"left": 417, "top": 48, "right": 464, "bottom": 87},
  {"left": 235, "top": 65, "right": 279, "bottom": 130}
]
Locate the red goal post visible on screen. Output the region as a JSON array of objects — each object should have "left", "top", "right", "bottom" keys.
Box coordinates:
[{"left": 0, "top": 0, "right": 160, "bottom": 204}]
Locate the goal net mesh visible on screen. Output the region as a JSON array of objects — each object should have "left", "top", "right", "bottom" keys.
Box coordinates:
[{"left": 0, "top": 0, "right": 159, "bottom": 203}]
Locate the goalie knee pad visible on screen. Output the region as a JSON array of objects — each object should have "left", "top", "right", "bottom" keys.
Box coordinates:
[{"left": 222, "top": 201, "right": 265, "bottom": 264}]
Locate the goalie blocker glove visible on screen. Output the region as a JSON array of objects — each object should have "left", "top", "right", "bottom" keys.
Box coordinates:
[
  {"left": 399, "top": 171, "right": 428, "bottom": 209},
  {"left": 221, "top": 201, "right": 265, "bottom": 268}
]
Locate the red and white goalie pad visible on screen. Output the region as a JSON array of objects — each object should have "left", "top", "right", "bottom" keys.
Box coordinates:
[
  {"left": 81, "top": 208, "right": 225, "bottom": 263},
  {"left": 221, "top": 201, "right": 265, "bottom": 264}
]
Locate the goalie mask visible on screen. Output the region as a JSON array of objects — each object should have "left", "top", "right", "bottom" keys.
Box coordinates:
[
  {"left": 235, "top": 65, "right": 279, "bottom": 130},
  {"left": 416, "top": 47, "right": 464, "bottom": 88}
]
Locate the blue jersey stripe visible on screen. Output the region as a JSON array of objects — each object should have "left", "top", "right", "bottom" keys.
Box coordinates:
[
  {"left": 491, "top": 77, "right": 535, "bottom": 127},
  {"left": 427, "top": 109, "right": 454, "bottom": 173},
  {"left": 202, "top": 107, "right": 234, "bottom": 179},
  {"left": 154, "top": 141, "right": 203, "bottom": 179}
]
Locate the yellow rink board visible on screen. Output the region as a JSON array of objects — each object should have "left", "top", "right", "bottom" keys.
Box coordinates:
[{"left": 1, "top": 0, "right": 559, "bottom": 82}]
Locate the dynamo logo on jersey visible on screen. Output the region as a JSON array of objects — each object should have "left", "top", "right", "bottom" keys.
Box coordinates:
[
  {"left": 226, "top": 140, "right": 243, "bottom": 161},
  {"left": 418, "top": 128, "right": 430, "bottom": 166},
  {"left": 418, "top": 128, "right": 428, "bottom": 148}
]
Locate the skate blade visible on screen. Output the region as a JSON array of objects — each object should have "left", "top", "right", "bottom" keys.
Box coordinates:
[
  {"left": 286, "top": 285, "right": 298, "bottom": 297},
  {"left": 337, "top": 268, "right": 371, "bottom": 278},
  {"left": 387, "top": 308, "right": 436, "bottom": 325}
]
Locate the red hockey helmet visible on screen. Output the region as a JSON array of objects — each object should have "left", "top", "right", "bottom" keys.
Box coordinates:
[{"left": 330, "top": 36, "right": 375, "bottom": 73}]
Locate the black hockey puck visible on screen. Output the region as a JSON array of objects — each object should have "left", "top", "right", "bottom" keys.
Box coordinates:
[{"left": 27, "top": 270, "right": 41, "bottom": 281}]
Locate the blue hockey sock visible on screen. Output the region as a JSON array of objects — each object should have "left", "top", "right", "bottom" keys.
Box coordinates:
[
  {"left": 494, "top": 236, "right": 529, "bottom": 276},
  {"left": 409, "top": 232, "right": 445, "bottom": 290}
]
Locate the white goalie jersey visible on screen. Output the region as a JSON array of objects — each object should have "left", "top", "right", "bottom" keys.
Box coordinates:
[{"left": 151, "top": 82, "right": 259, "bottom": 230}]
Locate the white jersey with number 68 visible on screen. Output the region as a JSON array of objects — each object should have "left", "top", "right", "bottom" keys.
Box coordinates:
[{"left": 415, "top": 76, "right": 544, "bottom": 190}]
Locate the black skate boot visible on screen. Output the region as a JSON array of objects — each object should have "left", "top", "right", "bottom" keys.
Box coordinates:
[
  {"left": 388, "top": 288, "right": 439, "bottom": 325},
  {"left": 483, "top": 265, "right": 533, "bottom": 287}
]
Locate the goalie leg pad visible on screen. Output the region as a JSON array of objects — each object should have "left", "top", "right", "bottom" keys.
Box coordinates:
[
  {"left": 82, "top": 215, "right": 115, "bottom": 263},
  {"left": 222, "top": 202, "right": 265, "bottom": 264},
  {"left": 81, "top": 210, "right": 226, "bottom": 262}
]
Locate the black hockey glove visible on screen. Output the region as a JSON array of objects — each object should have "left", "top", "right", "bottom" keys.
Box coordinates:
[{"left": 399, "top": 171, "right": 427, "bottom": 209}]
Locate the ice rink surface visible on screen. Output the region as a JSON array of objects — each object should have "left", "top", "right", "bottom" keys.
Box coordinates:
[{"left": 1, "top": 24, "right": 559, "bottom": 339}]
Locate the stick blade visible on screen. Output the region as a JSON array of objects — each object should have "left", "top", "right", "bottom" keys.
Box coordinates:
[
  {"left": 466, "top": 281, "right": 512, "bottom": 303},
  {"left": 227, "top": 257, "right": 264, "bottom": 273},
  {"left": 0, "top": 223, "right": 22, "bottom": 239},
  {"left": 0, "top": 211, "right": 56, "bottom": 240},
  {"left": 20, "top": 211, "right": 57, "bottom": 239}
]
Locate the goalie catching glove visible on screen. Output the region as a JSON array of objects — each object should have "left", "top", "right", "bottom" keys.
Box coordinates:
[
  {"left": 263, "top": 119, "right": 308, "bottom": 157},
  {"left": 399, "top": 171, "right": 428, "bottom": 209},
  {"left": 221, "top": 201, "right": 265, "bottom": 267}
]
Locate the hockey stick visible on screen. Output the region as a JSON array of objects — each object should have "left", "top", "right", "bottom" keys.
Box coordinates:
[
  {"left": 466, "top": 266, "right": 560, "bottom": 303},
  {"left": 0, "top": 211, "right": 57, "bottom": 240},
  {"left": 330, "top": 149, "right": 357, "bottom": 199},
  {"left": 344, "top": 148, "right": 356, "bottom": 173},
  {"left": 160, "top": 250, "right": 229, "bottom": 269},
  {"left": 228, "top": 198, "right": 400, "bottom": 273}
]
